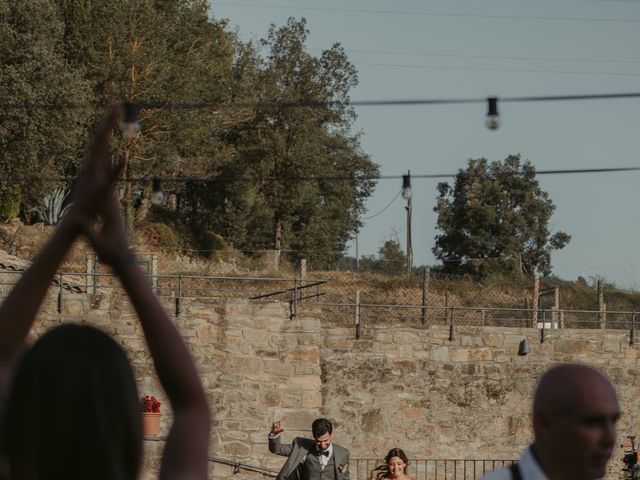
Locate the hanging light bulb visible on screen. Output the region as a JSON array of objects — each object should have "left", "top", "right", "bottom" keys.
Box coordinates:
[
  {"left": 122, "top": 102, "right": 141, "bottom": 140},
  {"left": 485, "top": 97, "right": 499, "bottom": 130},
  {"left": 150, "top": 178, "right": 165, "bottom": 206},
  {"left": 402, "top": 171, "right": 412, "bottom": 200}
]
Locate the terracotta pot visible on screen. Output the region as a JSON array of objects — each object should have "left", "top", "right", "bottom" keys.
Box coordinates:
[{"left": 141, "top": 412, "right": 161, "bottom": 436}]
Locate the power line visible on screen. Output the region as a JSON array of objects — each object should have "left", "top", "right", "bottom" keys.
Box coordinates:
[
  {"left": 354, "top": 62, "right": 640, "bottom": 77},
  {"left": 213, "top": 2, "right": 640, "bottom": 23},
  {"left": 3, "top": 166, "right": 640, "bottom": 184},
  {"left": 320, "top": 48, "right": 640, "bottom": 66}
]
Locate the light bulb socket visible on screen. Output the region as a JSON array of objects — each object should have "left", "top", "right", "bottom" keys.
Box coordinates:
[
  {"left": 402, "top": 173, "right": 412, "bottom": 200},
  {"left": 150, "top": 178, "right": 164, "bottom": 205},
  {"left": 122, "top": 102, "right": 141, "bottom": 140},
  {"left": 486, "top": 97, "right": 499, "bottom": 130},
  {"left": 123, "top": 102, "right": 139, "bottom": 124}
]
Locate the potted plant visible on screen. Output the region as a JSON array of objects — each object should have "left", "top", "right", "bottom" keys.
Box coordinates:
[{"left": 140, "top": 395, "right": 162, "bottom": 436}]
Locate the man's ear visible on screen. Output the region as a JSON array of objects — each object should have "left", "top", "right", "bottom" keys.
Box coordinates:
[{"left": 533, "top": 411, "right": 552, "bottom": 437}]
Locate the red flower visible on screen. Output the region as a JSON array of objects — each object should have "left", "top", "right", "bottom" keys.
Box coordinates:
[{"left": 140, "top": 395, "right": 161, "bottom": 413}]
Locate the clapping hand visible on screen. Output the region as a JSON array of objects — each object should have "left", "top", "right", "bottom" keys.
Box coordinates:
[{"left": 66, "top": 105, "right": 125, "bottom": 228}]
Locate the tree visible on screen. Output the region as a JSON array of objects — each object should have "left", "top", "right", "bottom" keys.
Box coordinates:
[
  {"left": 234, "top": 17, "right": 378, "bottom": 266},
  {"left": 0, "top": 0, "right": 91, "bottom": 220},
  {"left": 433, "top": 155, "right": 570, "bottom": 277},
  {"left": 360, "top": 238, "right": 407, "bottom": 275}
]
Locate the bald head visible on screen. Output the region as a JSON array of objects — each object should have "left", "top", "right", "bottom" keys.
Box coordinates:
[
  {"left": 531, "top": 363, "right": 620, "bottom": 480},
  {"left": 533, "top": 364, "right": 616, "bottom": 419}
]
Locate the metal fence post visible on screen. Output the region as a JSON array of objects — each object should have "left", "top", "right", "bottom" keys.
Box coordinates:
[
  {"left": 448, "top": 305, "right": 455, "bottom": 341},
  {"left": 631, "top": 312, "right": 636, "bottom": 346},
  {"left": 444, "top": 291, "right": 449, "bottom": 325},
  {"left": 291, "top": 278, "right": 298, "bottom": 318},
  {"left": 421, "top": 266, "right": 430, "bottom": 326},
  {"left": 355, "top": 290, "right": 361, "bottom": 339},
  {"left": 85, "top": 254, "right": 92, "bottom": 293},
  {"left": 540, "top": 309, "right": 546, "bottom": 343},
  {"left": 175, "top": 274, "right": 182, "bottom": 317},
  {"left": 57, "top": 272, "right": 63, "bottom": 314}
]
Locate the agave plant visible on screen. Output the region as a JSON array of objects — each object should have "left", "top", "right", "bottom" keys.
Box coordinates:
[{"left": 32, "top": 188, "right": 73, "bottom": 225}]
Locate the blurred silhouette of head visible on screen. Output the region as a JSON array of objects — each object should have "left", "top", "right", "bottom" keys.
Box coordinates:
[{"left": 2, "top": 324, "right": 141, "bottom": 480}]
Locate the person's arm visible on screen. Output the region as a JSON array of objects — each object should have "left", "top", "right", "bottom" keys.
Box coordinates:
[
  {"left": 0, "top": 107, "right": 119, "bottom": 376},
  {"left": 84, "top": 195, "right": 210, "bottom": 480},
  {"left": 268, "top": 419, "right": 293, "bottom": 456}
]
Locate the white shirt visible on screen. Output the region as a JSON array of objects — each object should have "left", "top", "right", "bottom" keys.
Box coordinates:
[
  {"left": 479, "top": 448, "right": 548, "bottom": 480},
  {"left": 268, "top": 433, "right": 333, "bottom": 470},
  {"left": 317, "top": 443, "right": 333, "bottom": 469}
]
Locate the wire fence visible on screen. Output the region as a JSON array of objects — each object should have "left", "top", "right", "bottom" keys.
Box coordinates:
[{"left": 2, "top": 254, "right": 640, "bottom": 334}]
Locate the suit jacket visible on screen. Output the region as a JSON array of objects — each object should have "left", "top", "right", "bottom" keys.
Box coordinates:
[{"left": 269, "top": 436, "right": 350, "bottom": 480}]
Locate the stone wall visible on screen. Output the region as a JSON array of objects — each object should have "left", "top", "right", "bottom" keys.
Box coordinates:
[{"left": 6, "top": 280, "right": 640, "bottom": 480}]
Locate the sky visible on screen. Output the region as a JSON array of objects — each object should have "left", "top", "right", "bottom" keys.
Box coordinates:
[{"left": 210, "top": 0, "right": 640, "bottom": 288}]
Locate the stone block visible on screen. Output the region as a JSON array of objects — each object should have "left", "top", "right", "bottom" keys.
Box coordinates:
[
  {"left": 323, "top": 336, "right": 354, "bottom": 350},
  {"left": 289, "top": 375, "right": 321, "bottom": 390},
  {"left": 223, "top": 441, "right": 251, "bottom": 456},
  {"left": 196, "top": 323, "right": 220, "bottom": 343},
  {"left": 242, "top": 328, "right": 270, "bottom": 346},
  {"left": 469, "top": 348, "right": 493, "bottom": 361},
  {"left": 223, "top": 356, "right": 263, "bottom": 375},
  {"left": 461, "top": 335, "right": 484, "bottom": 347},
  {"left": 393, "top": 331, "right": 420, "bottom": 344},
  {"left": 62, "top": 298, "right": 85, "bottom": 316},
  {"left": 291, "top": 346, "right": 320, "bottom": 364},
  {"left": 298, "top": 333, "right": 322, "bottom": 345},
  {"left": 301, "top": 391, "right": 323, "bottom": 408},
  {"left": 450, "top": 348, "right": 470, "bottom": 362},
  {"left": 430, "top": 346, "right": 450, "bottom": 362},
  {"left": 269, "top": 333, "right": 298, "bottom": 350},
  {"left": 603, "top": 340, "right": 621, "bottom": 353},
  {"left": 294, "top": 364, "right": 321, "bottom": 375},
  {"left": 554, "top": 339, "right": 594, "bottom": 354},
  {"left": 264, "top": 359, "right": 294, "bottom": 376}
]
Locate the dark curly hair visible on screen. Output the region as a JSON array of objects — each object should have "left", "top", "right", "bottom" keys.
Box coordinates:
[{"left": 369, "top": 448, "right": 410, "bottom": 480}]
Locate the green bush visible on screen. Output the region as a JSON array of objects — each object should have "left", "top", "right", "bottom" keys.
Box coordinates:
[{"left": 0, "top": 188, "right": 21, "bottom": 222}]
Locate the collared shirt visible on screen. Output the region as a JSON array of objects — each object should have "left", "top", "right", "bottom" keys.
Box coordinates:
[
  {"left": 479, "top": 448, "right": 548, "bottom": 480},
  {"left": 267, "top": 433, "right": 333, "bottom": 469},
  {"left": 316, "top": 443, "right": 333, "bottom": 469}
]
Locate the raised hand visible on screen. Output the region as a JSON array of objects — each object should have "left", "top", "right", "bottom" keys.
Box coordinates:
[
  {"left": 82, "top": 194, "right": 132, "bottom": 270},
  {"left": 66, "top": 105, "right": 124, "bottom": 227},
  {"left": 271, "top": 418, "right": 285, "bottom": 436}
]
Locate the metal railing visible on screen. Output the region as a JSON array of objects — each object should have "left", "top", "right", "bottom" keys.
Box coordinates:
[
  {"left": 0, "top": 269, "right": 326, "bottom": 317},
  {"left": 322, "top": 302, "right": 640, "bottom": 334},
  {"left": 141, "top": 443, "right": 514, "bottom": 480},
  {"left": 2, "top": 265, "right": 639, "bottom": 336},
  {"left": 206, "top": 456, "right": 514, "bottom": 480},
  {"left": 208, "top": 456, "right": 277, "bottom": 477},
  {"left": 352, "top": 459, "right": 515, "bottom": 480}
]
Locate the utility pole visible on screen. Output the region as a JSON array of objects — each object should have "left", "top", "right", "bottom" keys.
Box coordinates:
[{"left": 403, "top": 171, "right": 413, "bottom": 275}]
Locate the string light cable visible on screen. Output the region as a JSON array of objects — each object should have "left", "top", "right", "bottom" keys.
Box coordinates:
[
  {"left": 3, "top": 90, "right": 640, "bottom": 111},
  {"left": 361, "top": 189, "right": 402, "bottom": 220}
]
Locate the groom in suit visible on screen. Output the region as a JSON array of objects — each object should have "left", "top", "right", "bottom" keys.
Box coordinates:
[{"left": 268, "top": 417, "right": 350, "bottom": 480}]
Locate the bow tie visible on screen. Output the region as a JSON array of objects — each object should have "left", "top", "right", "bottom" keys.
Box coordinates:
[{"left": 316, "top": 450, "right": 330, "bottom": 457}]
